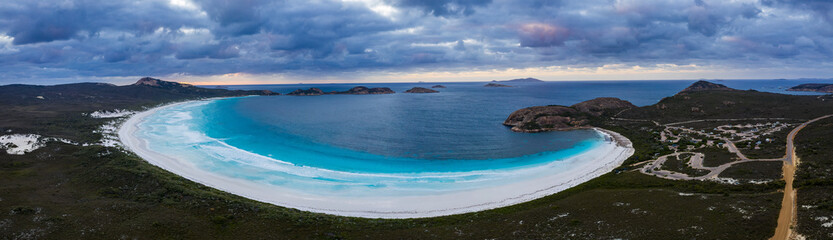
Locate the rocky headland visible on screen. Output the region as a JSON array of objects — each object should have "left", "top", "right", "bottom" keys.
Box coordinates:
[
  {"left": 503, "top": 97, "right": 636, "bottom": 132},
  {"left": 787, "top": 83, "right": 833, "bottom": 93}
]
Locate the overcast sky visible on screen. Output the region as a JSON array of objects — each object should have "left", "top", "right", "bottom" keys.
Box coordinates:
[{"left": 1, "top": 0, "right": 833, "bottom": 85}]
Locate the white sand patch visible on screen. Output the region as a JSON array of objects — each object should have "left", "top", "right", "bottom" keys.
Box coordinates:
[
  {"left": 92, "top": 118, "right": 128, "bottom": 148},
  {"left": 747, "top": 179, "right": 772, "bottom": 184},
  {"left": 712, "top": 177, "right": 739, "bottom": 185},
  {"left": 0, "top": 134, "right": 79, "bottom": 155},
  {"left": 0, "top": 134, "right": 44, "bottom": 155},
  {"left": 815, "top": 216, "right": 833, "bottom": 228},
  {"left": 86, "top": 109, "right": 136, "bottom": 118},
  {"left": 119, "top": 100, "right": 636, "bottom": 218}
]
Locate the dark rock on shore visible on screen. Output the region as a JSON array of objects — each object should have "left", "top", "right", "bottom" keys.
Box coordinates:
[
  {"left": 788, "top": 83, "right": 833, "bottom": 93},
  {"left": 503, "top": 97, "right": 636, "bottom": 132},
  {"left": 485, "top": 83, "right": 512, "bottom": 87},
  {"left": 405, "top": 87, "right": 439, "bottom": 93},
  {"left": 431, "top": 85, "right": 446, "bottom": 88},
  {"left": 287, "top": 88, "right": 325, "bottom": 96}
]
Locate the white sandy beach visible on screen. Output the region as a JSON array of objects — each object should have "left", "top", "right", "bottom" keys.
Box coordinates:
[{"left": 118, "top": 100, "right": 635, "bottom": 219}]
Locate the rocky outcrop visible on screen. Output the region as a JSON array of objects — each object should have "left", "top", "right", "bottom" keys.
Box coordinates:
[
  {"left": 677, "top": 80, "right": 736, "bottom": 94},
  {"left": 504, "top": 97, "right": 636, "bottom": 132},
  {"left": 503, "top": 106, "right": 584, "bottom": 132},
  {"left": 788, "top": 83, "right": 833, "bottom": 93},
  {"left": 405, "top": 87, "right": 439, "bottom": 93},
  {"left": 431, "top": 85, "right": 446, "bottom": 88},
  {"left": 287, "top": 86, "right": 395, "bottom": 96},
  {"left": 287, "top": 88, "right": 325, "bottom": 96},
  {"left": 570, "top": 97, "right": 637, "bottom": 116},
  {"left": 485, "top": 83, "right": 512, "bottom": 87},
  {"left": 133, "top": 77, "right": 193, "bottom": 88}
]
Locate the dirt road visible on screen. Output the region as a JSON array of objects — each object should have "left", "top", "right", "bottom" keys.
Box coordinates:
[{"left": 770, "top": 114, "right": 833, "bottom": 240}]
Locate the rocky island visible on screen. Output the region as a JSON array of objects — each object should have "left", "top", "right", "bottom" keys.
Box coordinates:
[
  {"left": 404, "top": 87, "right": 439, "bottom": 93},
  {"left": 287, "top": 86, "right": 395, "bottom": 96},
  {"left": 503, "top": 97, "right": 636, "bottom": 132},
  {"left": 787, "top": 83, "right": 833, "bottom": 93},
  {"left": 287, "top": 88, "right": 325, "bottom": 96},
  {"left": 484, "top": 82, "right": 512, "bottom": 87},
  {"left": 492, "top": 77, "right": 544, "bottom": 83},
  {"left": 431, "top": 85, "right": 446, "bottom": 88}
]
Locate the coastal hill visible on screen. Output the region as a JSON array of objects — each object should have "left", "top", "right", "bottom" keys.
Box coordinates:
[
  {"left": 503, "top": 97, "right": 635, "bottom": 132},
  {"left": 621, "top": 81, "right": 833, "bottom": 123},
  {"left": 404, "top": 87, "right": 439, "bottom": 93},
  {"left": 511, "top": 80, "right": 833, "bottom": 133},
  {"left": 787, "top": 83, "right": 833, "bottom": 93},
  {"left": 676, "top": 80, "right": 736, "bottom": 94},
  {"left": 287, "top": 86, "right": 395, "bottom": 96},
  {"left": 133, "top": 77, "right": 194, "bottom": 88},
  {"left": 493, "top": 77, "right": 544, "bottom": 83},
  {"left": 0, "top": 77, "right": 278, "bottom": 141}
]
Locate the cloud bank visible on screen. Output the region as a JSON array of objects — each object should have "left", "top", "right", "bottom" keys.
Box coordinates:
[{"left": 1, "top": 0, "right": 832, "bottom": 84}]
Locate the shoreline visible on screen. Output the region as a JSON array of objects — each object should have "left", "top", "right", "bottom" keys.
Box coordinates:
[{"left": 118, "top": 98, "right": 635, "bottom": 219}]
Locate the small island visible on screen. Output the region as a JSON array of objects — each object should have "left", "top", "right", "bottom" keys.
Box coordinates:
[
  {"left": 787, "top": 83, "right": 833, "bottom": 93},
  {"left": 492, "top": 77, "right": 544, "bottom": 83},
  {"left": 431, "top": 85, "right": 446, "bottom": 88},
  {"left": 484, "top": 82, "right": 512, "bottom": 87},
  {"left": 287, "top": 86, "right": 395, "bottom": 96},
  {"left": 404, "top": 87, "right": 439, "bottom": 93}
]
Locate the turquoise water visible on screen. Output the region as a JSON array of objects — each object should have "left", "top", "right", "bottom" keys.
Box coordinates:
[
  {"left": 134, "top": 79, "right": 829, "bottom": 198},
  {"left": 135, "top": 98, "right": 607, "bottom": 197}
]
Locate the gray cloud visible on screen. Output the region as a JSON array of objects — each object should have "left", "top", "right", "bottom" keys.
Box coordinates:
[{"left": 0, "top": 0, "right": 832, "bottom": 84}]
